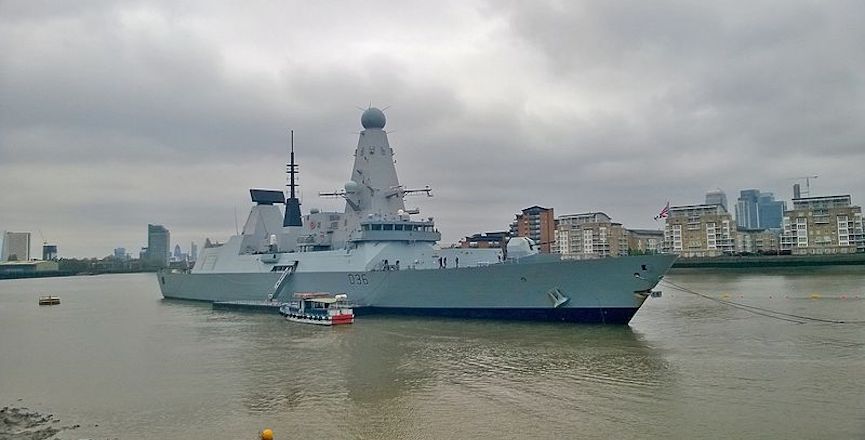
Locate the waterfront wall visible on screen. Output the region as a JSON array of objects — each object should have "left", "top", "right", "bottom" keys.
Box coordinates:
[{"left": 672, "top": 252, "right": 865, "bottom": 268}]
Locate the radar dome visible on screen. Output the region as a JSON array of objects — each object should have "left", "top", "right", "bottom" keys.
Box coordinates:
[
  {"left": 344, "top": 181, "right": 360, "bottom": 193},
  {"left": 361, "top": 107, "right": 386, "bottom": 129}
]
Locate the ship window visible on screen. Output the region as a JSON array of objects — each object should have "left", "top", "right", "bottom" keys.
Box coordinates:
[
  {"left": 383, "top": 224, "right": 394, "bottom": 231},
  {"left": 372, "top": 224, "right": 382, "bottom": 231},
  {"left": 362, "top": 224, "right": 370, "bottom": 231},
  {"left": 395, "top": 224, "right": 404, "bottom": 231}
]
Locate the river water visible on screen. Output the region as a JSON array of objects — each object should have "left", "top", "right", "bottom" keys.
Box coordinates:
[{"left": 1, "top": 268, "right": 863, "bottom": 439}]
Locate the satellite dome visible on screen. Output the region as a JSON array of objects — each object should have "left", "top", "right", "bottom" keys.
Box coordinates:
[
  {"left": 361, "top": 107, "right": 386, "bottom": 129},
  {"left": 344, "top": 181, "right": 360, "bottom": 193}
]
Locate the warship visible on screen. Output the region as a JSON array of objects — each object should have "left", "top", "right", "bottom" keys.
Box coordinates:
[{"left": 158, "top": 108, "right": 676, "bottom": 324}]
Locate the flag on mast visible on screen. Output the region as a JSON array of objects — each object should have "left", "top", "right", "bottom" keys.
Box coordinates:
[{"left": 654, "top": 201, "right": 670, "bottom": 221}]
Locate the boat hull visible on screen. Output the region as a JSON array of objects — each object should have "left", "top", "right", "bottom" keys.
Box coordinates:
[
  {"left": 284, "top": 315, "right": 354, "bottom": 326},
  {"left": 355, "top": 306, "right": 638, "bottom": 324},
  {"left": 159, "top": 254, "right": 675, "bottom": 324}
]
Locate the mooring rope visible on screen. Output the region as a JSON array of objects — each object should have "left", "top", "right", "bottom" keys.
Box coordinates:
[{"left": 660, "top": 279, "right": 865, "bottom": 325}]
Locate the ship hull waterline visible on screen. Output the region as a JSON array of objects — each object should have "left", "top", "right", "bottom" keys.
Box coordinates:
[{"left": 159, "top": 254, "right": 675, "bottom": 324}]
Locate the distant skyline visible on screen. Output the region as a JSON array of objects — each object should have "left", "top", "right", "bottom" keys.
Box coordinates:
[{"left": 2, "top": 1, "right": 864, "bottom": 257}]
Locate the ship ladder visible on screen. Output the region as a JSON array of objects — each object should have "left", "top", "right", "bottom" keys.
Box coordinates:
[{"left": 272, "top": 261, "right": 299, "bottom": 301}]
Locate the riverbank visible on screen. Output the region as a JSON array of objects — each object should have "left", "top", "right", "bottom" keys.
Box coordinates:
[
  {"left": 0, "top": 269, "right": 156, "bottom": 281},
  {"left": 0, "top": 271, "right": 79, "bottom": 281},
  {"left": 671, "top": 252, "right": 865, "bottom": 268}
]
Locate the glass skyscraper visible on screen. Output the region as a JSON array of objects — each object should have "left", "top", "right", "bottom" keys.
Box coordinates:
[
  {"left": 736, "top": 190, "right": 785, "bottom": 229},
  {"left": 145, "top": 224, "right": 170, "bottom": 268},
  {"left": 705, "top": 189, "right": 728, "bottom": 211}
]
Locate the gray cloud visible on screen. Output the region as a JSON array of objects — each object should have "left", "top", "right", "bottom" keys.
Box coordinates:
[{"left": 1, "top": 0, "right": 863, "bottom": 256}]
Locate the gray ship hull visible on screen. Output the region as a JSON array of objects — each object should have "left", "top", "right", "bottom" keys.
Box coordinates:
[{"left": 159, "top": 254, "right": 676, "bottom": 324}]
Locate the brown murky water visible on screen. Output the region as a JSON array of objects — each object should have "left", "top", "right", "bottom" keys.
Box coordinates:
[{"left": 1, "top": 268, "right": 863, "bottom": 439}]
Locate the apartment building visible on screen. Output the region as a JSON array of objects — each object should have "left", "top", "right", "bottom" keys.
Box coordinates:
[
  {"left": 780, "top": 195, "right": 864, "bottom": 255},
  {"left": 554, "top": 212, "right": 628, "bottom": 259},
  {"left": 459, "top": 231, "right": 510, "bottom": 249},
  {"left": 664, "top": 204, "right": 735, "bottom": 257},
  {"left": 627, "top": 229, "right": 664, "bottom": 255},
  {"left": 735, "top": 229, "right": 780, "bottom": 254},
  {"left": 512, "top": 206, "right": 555, "bottom": 253}
]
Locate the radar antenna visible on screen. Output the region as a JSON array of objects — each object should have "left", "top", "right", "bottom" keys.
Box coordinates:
[
  {"left": 283, "top": 130, "right": 303, "bottom": 227},
  {"left": 288, "top": 130, "right": 298, "bottom": 199},
  {"left": 385, "top": 185, "right": 433, "bottom": 199}
]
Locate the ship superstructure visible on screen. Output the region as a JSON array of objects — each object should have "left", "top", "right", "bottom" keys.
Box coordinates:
[{"left": 159, "top": 108, "right": 676, "bottom": 324}]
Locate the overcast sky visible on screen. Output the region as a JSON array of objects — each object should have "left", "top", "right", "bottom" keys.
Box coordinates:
[{"left": 2, "top": 0, "right": 864, "bottom": 257}]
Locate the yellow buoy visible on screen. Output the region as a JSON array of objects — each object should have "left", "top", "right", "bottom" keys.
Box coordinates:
[
  {"left": 809, "top": 293, "right": 821, "bottom": 300},
  {"left": 261, "top": 428, "right": 274, "bottom": 440}
]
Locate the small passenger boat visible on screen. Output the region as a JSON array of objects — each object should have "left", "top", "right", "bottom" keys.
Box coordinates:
[
  {"left": 38, "top": 296, "right": 61, "bottom": 306},
  {"left": 278, "top": 293, "right": 354, "bottom": 326}
]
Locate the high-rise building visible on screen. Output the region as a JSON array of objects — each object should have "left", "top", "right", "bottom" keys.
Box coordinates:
[
  {"left": 705, "top": 189, "right": 728, "bottom": 211},
  {"left": 664, "top": 204, "right": 735, "bottom": 257},
  {"left": 42, "top": 244, "right": 58, "bottom": 261},
  {"left": 513, "top": 206, "right": 555, "bottom": 253},
  {"left": 1, "top": 232, "right": 31, "bottom": 262},
  {"left": 190, "top": 242, "right": 198, "bottom": 261},
  {"left": 144, "top": 224, "right": 170, "bottom": 268},
  {"left": 736, "top": 190, "right": 760, "bottom": 229},
  {"left": 735, "top": 189, "right": 786, "bottom": 230},
  {"left": 114, "top": 247, "right": 127, "bottom": 259},
  {"left": 757, "top": 192, "right": 785, "bottom": 229},
  {"left": 780, "top": 195, "right": 864, "bottom": 255}
]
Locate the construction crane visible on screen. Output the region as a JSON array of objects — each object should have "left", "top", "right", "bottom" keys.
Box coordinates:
[{"left": 790, "top": 175, "right": 818, "bottom": 198}]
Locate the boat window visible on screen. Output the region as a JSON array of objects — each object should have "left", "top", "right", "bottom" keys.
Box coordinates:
[
  {"left": 362, "top": 224, "right": 370, "bottom": 231},
  {"left": 372, "top": 224, "right": 382, "bottom": 231},
  {"left": 394, "top": 224, "right": 404, "bottom": 231},
  {"left": 383, "top": 224, "right": 394, "bottom": 231}
]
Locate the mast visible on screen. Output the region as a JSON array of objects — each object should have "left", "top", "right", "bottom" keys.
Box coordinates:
[
  {"left": 289, "top": 131, "right": 297, "bottom": 199},
  {"left": 283, "top": 130, "right": 303, "bottom": 227}
]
